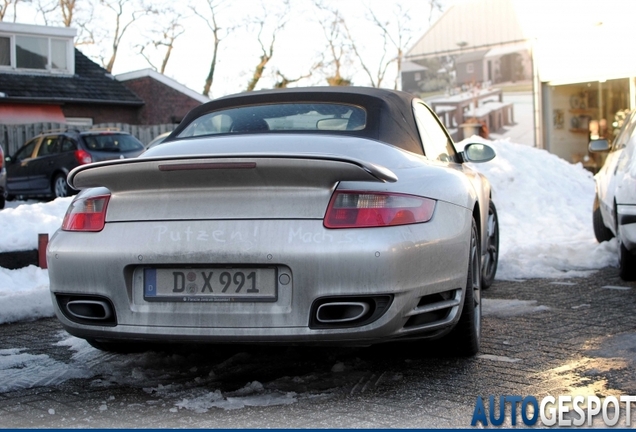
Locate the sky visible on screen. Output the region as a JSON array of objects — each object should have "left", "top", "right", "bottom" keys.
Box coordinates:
[
  {"left": 6, "top": 0, "right": 634, "bottom": 98},
  {"left": 10, "top": 0, "right": 447, "bottom": 98}
]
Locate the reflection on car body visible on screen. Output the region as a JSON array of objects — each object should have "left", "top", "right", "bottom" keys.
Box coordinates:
[
  {"left": 47, "top": 87, "right": 499, "bottom": 355},
  {"left": 590, "top": 109, "right": 636, "bottom": 280}
]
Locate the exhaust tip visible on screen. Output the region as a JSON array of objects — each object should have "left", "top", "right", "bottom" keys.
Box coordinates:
[
  {"left": 55, "top": 294, "right": 117, "bottom": 326},
  {"left": 316, "top": 302, "right": 370, "bottom": 323},
  {"left": 67, "top": 300, "right": 113, "bottom": 321},
  {"left": 309, "top": 295, "right": 393, "bottom": 329}
]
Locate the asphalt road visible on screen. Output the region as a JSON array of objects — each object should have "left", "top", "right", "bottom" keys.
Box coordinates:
[{"left": 1, "top": 266, "right": 635, "bottom": 428}]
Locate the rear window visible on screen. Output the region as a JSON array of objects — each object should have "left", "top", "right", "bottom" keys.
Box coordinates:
[
  {"left": 178, "top": 103, "right": 367, "bottom": 138},
  {"left": 81, "top": 134, "right": 144, "bottom": 152}
]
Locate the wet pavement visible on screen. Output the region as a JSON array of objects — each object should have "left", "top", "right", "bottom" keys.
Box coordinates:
[{"left": 1, "top": 266, "right": 635, "bottom": 428}]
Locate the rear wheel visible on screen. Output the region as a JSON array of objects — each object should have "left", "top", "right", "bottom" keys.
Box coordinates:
[
  {"left": 618, "top": 231, "right": 636, "bottom": 281},
  {"left": 52, "top": 173, "right": 70, "bottom": 198},
  {"left": 0, "top": 194, "right": 4, "bottom": 210},
  {"left": 481, "top": 201, "right": 499, "bottom": 289},
  {"left": 443, "top": 218, "right": 481, "bottom": 356},
  {"left": 593, "top": 195, "right": 614, "bottom": 242}
]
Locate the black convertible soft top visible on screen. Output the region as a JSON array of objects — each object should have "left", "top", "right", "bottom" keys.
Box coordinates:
[{"left": 169, "top": 87, "right": 427, "bottom": 156}]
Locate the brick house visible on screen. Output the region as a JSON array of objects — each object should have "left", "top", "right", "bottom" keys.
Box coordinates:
[
  {"left": 0, "top": 22, "right": 207, "bottom": 127},
  {"left": 116, "top": 69, "right": 209, "bottom": 125}
]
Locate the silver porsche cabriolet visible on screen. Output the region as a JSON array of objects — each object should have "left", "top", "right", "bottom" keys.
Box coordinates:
[{"left": 47, "top": 87, "right": 499, "bottom": 356}]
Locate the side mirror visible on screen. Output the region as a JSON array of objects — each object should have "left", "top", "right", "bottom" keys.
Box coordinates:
[
  {"left": 589, "top": 139, "right": 610, "bottom": 153},
  {"left": 462, "top": 143, "right": 496, "bottom": 163}
]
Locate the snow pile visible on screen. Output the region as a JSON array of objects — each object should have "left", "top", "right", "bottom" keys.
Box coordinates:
[
  {"left": 462, "top": 137, "right": 617, "bottom": 279},
  {"left": 172, "top": 382, "right": 297, "bottom": 412},
  {"left": 0, "top": 265, "right": 52, "bottom": 324},
  {"left": 482, "top": 298, "right": 550, "bottom": 318},
  {"left": 0, "top": 198, "right": 71, "bottom": 252}
]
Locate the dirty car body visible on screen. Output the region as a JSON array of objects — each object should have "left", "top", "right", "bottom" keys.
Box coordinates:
[{"left": 47, "top": 87, "right": 498, "bottom": 355}]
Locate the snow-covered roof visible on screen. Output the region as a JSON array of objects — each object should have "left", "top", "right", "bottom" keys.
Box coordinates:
[
  {"left": 116, "top": 69, "right": 209, "bottom": 104},
  {"left": 401, "top": 61, "right": 428, "bottom": 72},
  {"left": 455, "top": 49, "right": 489, "bottom": 64}
]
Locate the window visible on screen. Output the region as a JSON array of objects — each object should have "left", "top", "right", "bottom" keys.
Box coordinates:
[
  {"left": 14, "top": 139, "right": 38, "bottom": 161},
  {"left": 36, "top": 137, "right": 60, "bottom": 157},
  {"left": 413, "top": 102, "right": 457, "bottom": 163},
  {"left": 0, "top": 37, "right": 9, "bottom": 66},
  {"left": 16, "top": 36, "right": 48, "bottom": 69},
  {"left": 0, "top": 33, "right": 72, "bottom": 72},
  {"left": 51, "top": 39, "right": 67, "bottom": 70},
  {"left": 60, "top": 137, "right": 77, "bottom": 152},
  {"left": 81, "top": 134, "right": 144, "bottom": 152},
  {"left": 466, "top": 63, "right": 474, "bottom": 74},
  {"left": 414, "top": 72, "right": 422, "bottom": 81},
  {"left": 178, "top": 103, "right": 367, "bottom": 138}
]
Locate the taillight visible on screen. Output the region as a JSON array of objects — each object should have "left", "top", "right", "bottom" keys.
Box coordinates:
[
  {"left": 74, "top": 149, "right": 92, "bottom": 165},
  {"left": 324, "top": 191, "right": 436, "bottom": 229},
  {"left": 0, "top": 146, "right": 4, "bottom": 170},
  {"left": 62, "top": 194, "right": 110, "bottom": 232}
]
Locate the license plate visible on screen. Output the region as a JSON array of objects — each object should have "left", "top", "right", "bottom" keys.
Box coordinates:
[{"left": 144, "top": 267, "right": 277, "bottom": 302}]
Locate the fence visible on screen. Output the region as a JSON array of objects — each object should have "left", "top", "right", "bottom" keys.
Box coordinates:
[{"left": 0, "top": 122, "right": 178, "bottom": 156}]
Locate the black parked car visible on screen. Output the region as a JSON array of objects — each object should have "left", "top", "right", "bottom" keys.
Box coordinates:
[{"left": 5, "top": 129, "right": 145, "bottom": 200}]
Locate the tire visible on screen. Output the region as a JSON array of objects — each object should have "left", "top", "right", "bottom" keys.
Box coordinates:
[
  {"left": 52, "top": 173, "right": 70, "bottom": 198},
  {"left": 618, "top": 233, "right": 636, "bottom": 281},
  {"left": 0, "top": 194, "right": 4, "bottom": 210},
  {"left": 443, "top": 218, "right": 482, "bottom": 356},
  {"left": 481, "top": 201, "right": 499, "bottom": 289},
  {"left": 87, "top": 338, "right": 151, "bottom": 354},
  {"left": 593, "top": 195, "right": 614, "bottom": 242}
]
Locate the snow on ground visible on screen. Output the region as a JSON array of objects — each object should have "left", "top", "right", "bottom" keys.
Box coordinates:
[
  {"left": 482, "top": 299, "right": 550, "bottom": 318},
  {"left": 460, "top": 137, "right": 617, "bottom": 280},
  {"left": 0, "top": 333, "right": 300, "bottom": 409},
  {"left": 0, "top": 197, "right": 71, "bottom": 252},
  {"left": 0, "top": 265, "right": 52, "bottom": 324}
]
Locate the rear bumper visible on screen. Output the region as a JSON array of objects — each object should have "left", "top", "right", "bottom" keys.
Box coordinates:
[{"left": 47, "top": 201, "right": 472, "bottom": 344}]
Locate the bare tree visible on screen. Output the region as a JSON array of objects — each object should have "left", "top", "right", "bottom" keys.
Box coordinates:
[
  {"left": 33, "top": 0, "right": 57, "bottom": 25},
  {"left": 273, "top": 58, "right": 321, "bottom": 88},
  {"left": 365, "top": 4, "right": 415, "bottom": 89},
  {"left": 100, "top": 0, "right": 149, "bottom": 73},
  {"left": 314, "top": 1, "right": 352, "bottom": 86},
  {"left": 32, "top": 0, "right": 96, "bottom": 46},
  {"left": 244, "top": 2, "right": 289, "bottom": 92},
  {"left": 137, "top": 9, "right": 186, "bottom": 74},
  {"left": 428, "top": 0, "right": 443, "bottom": 25},
  {"left": 340, "top": 13, "right": 390, "bottom": 88},
  {"left": 59, "top": 0, "right": 77, "bottom": 26},
  {"left": 192, "top": 0, "right": 235, "bottom": 97},
  {"left": 0, "top": 0, "right": 20, "bottom": 21}
]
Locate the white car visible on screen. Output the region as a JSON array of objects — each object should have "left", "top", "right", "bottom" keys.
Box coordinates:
[
  {"left": 47, "top": 87, "right": 499, "bottom": 354},
  {"left": 590, "top": 109, "right": 636, "bottom": 280}
]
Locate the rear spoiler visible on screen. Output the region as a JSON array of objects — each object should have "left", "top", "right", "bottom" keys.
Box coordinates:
[{"left": 68, "top": 153, "right": 398, "bottom": 192}]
